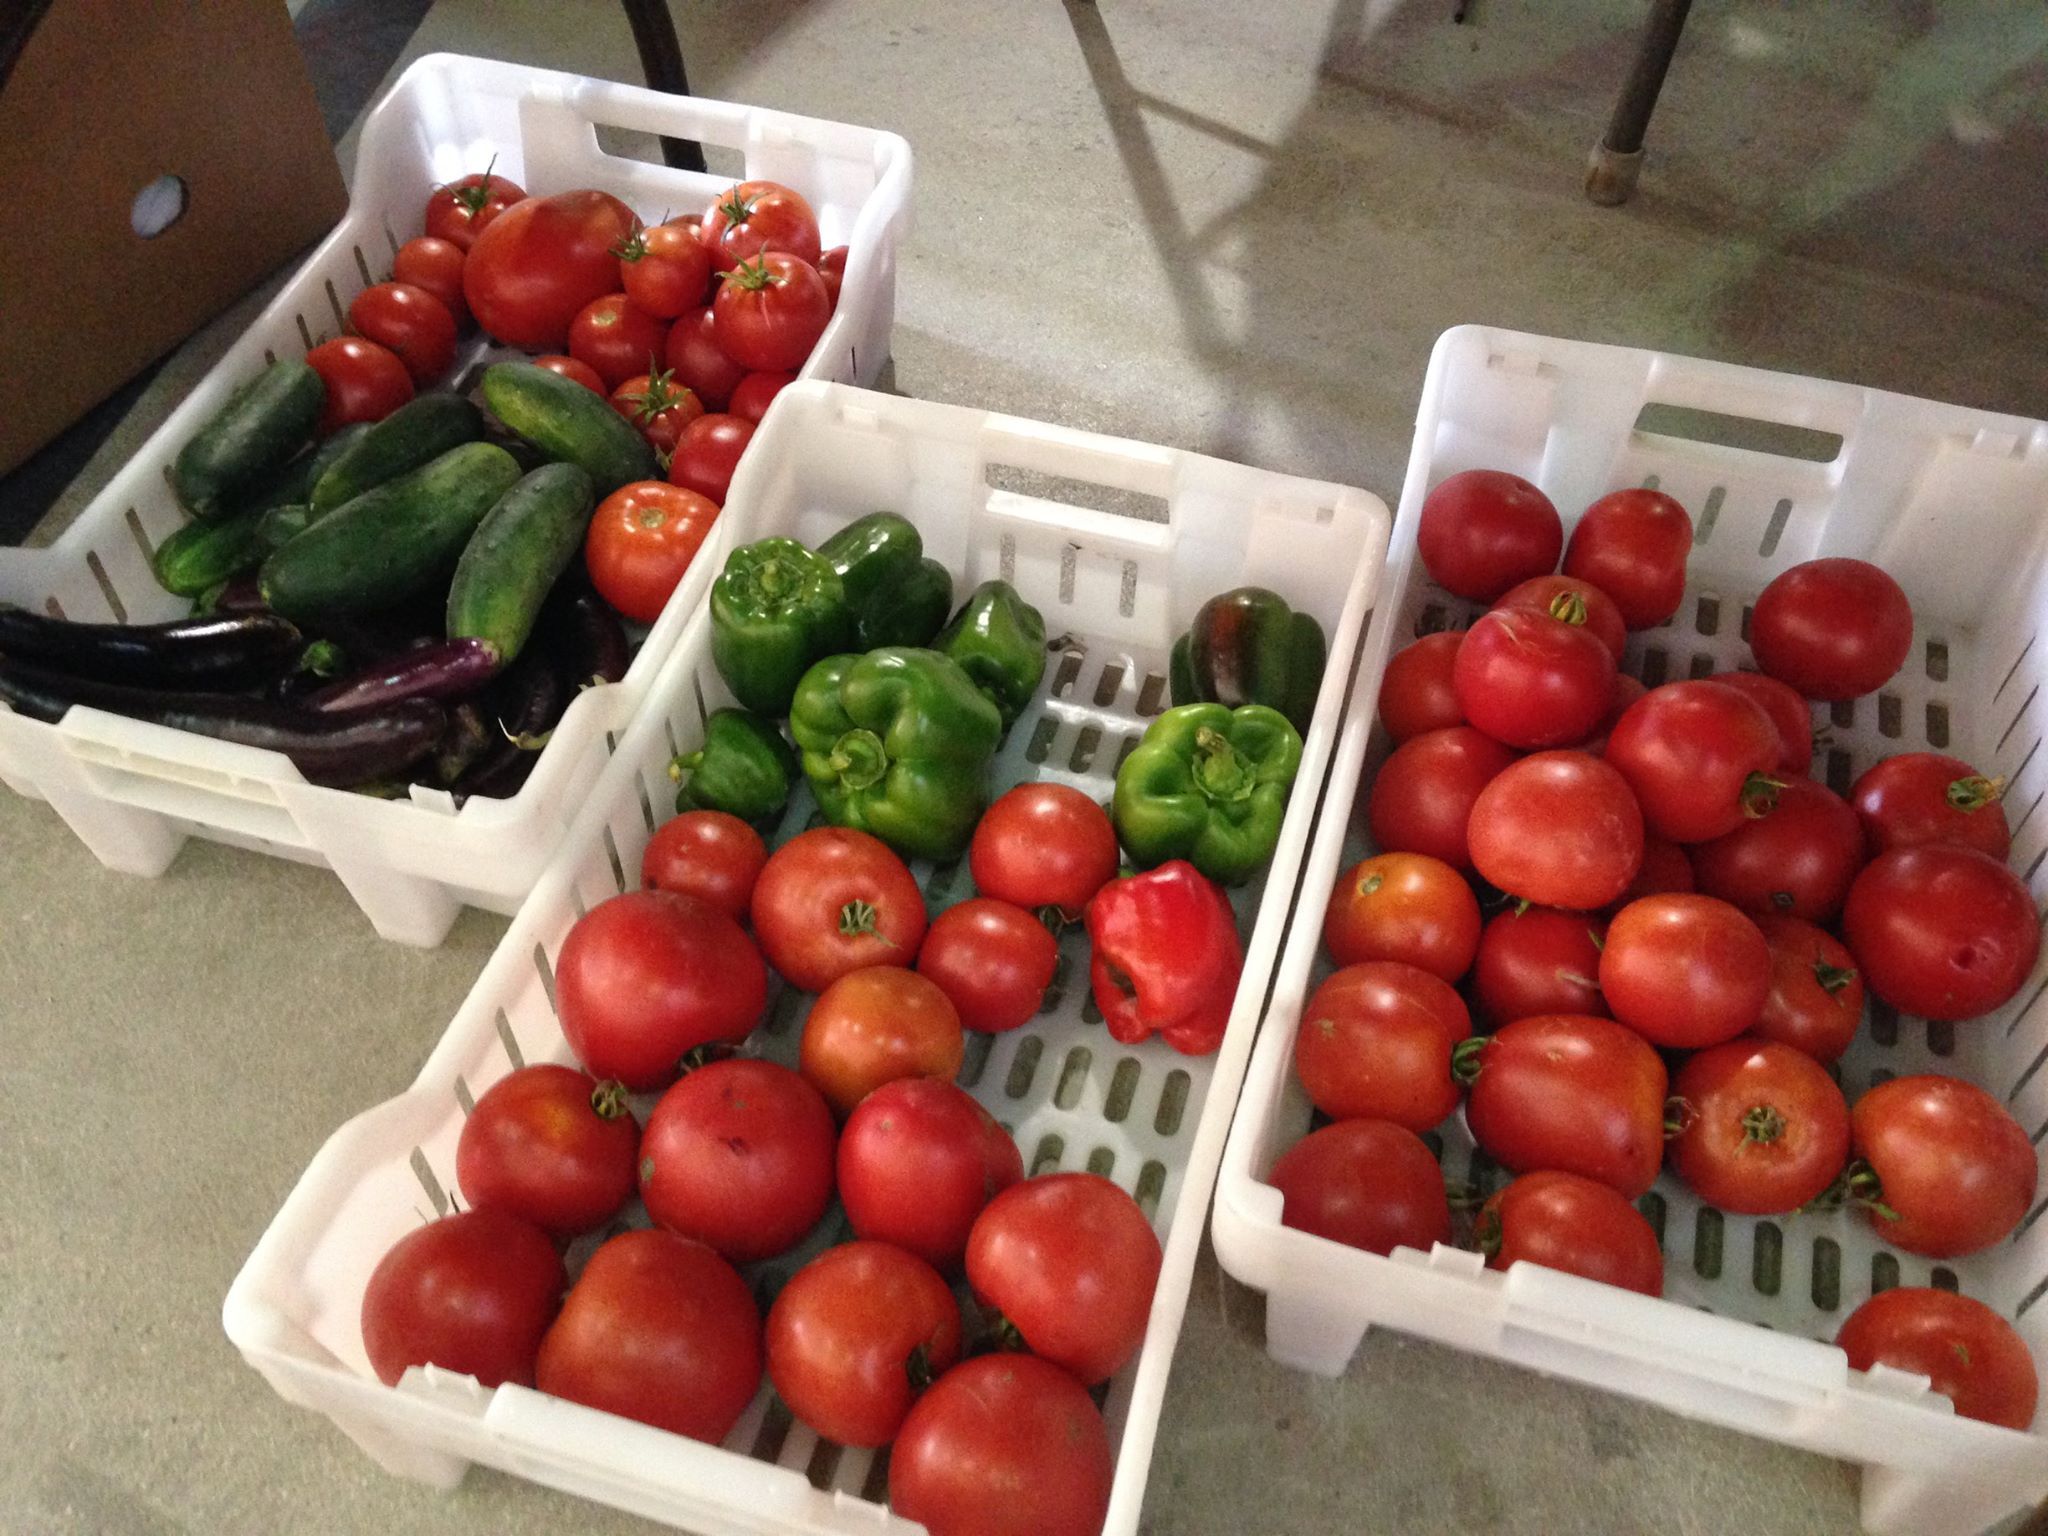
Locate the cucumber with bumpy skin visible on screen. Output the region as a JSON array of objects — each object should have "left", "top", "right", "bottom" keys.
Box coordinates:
[
  {"left": 152, "top": 510, "right": 268, "bottom": 597},
  {"left": 447, "top": 463, "right": 598, "bottom": 664},
  {"left": 171, "top": 360, "right": 324, "bottom": 520},
  {"left": 309, "top": 393, "right": 484, "bottom": 512},
  {"left": 482, "top": 361, "right": 657, "bottom": 494}
]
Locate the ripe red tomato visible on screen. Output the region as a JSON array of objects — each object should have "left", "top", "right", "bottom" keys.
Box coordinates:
[
  {"left": 567, "top": 293, "right": 671, "bottom": 391},
  {"left": 1852, "top": 1075, "right": 2037, "bottom": 1258},
  {"left": 1837, "top": 1288, "right": 2038, "bottom": 1431},
  {"left": 1477, "top": 1170, "right": 1662, "bottom": 1296},
  {"left": 1691, "top": 777, "right": 1865, "bottom": 923},
  {"left": 424, "top": 169, "right": 524, "bottom": 250},
  {"left": 1560, "top": 489, "right": 1692, "bottom": 629},
  {"left": 915, "top": 897, "right": 1058, "bottom": 1033},
  {"left": 1293, "top": 961, "right": 1470, "bottom": 1130},
  {"left": 1607, "top": 833, "right": 1693, "bottom": 910},
  {"left": 1366, "top": 725, "right": 1516, "bottom": 871},
  {"left": 640, "top": 809, "right": 765, "bottom": 919},
  {"left": 1604, "top": 679, "right": 1782, "bottom": 843},
  {"left": 838, "top": 1077, "right": 1023, "bottom": 1270},
  {"left": 767, "top": 1241, "right": 962, "bottom": 1447},
  {"left": 584, "top": 480, "right": 717, "bottom": 626},
  {"left": 1378, "top": 631, "right": 1464, "bottom": 741},
  {"left": 668, "top": 413, "right": 755, "bottom": 505},
  {"left": 455, "top": 1064, "right": 640, "bottom": 1236},
  {"left": 711, "top": 252, "right": 831, "bottom": 372},
  {"left": 463, "top": 188, "right": 637, "bottom": 352},
  {"left": 729, "top": 369, "right": 796, "bottom": 423},
  {"left": 969, "top": 783, "right": 1120, "bottom": 920},
  {"left": 535, "top": 1228, "right": 760, "bottom": 1443},
  {"left": 609, "top": 370, "right": 704, "bottom": 456},
  {"left": 663, "top": 305, "right": 748, "bottom": 410},
  {"left": 1752, "top": 914, "right": 1865, "bottom": 1063},
  {"left": 1453, "top": 606, "right": 1616, "bottom": 749},
  {"left": 1463, "top": 1013, "right": 1668, "bottom": 1196},
  {"left": 1709, "top": 670, "right": 1813, "bottom": 774},
  {"left": 1416, "top": 469, "right": 1562, "bottom": 602},
  {"left": 967, "top": 1172, "right": 1162, "bottom": 1384},
  {"left": 1600, "top": 893, "right": 1769, "bottom": 1049},
  {"left": 392, "top": 236, "right": 468, "bottom": 325},
  {"left": 532, "top": 353, "right": 604, "bottom": 393},
  {"left": 817, "top": 245, "right": 848, "bottom": 308},
  {"left": 554, "top": 889, "right": 765, "bottom": 1090},
  {"left": 1471, "top": 906, "right": 1607, "bottom": 1026},
  {"left": 1750, "top": 558, "right": 1914, "bottom": 700},
  {"left": 305, "top": 336, "right": 412, "bottom": 434},
  {"left": 1269, "top": 1118, "right": 1451, "bottom": 1255},
  {"left": 1669, "top": 1040, "right": 1849, "bottom": 1213},
  {"left": 1850, "top": 752, "right": 2012, "bottom": 860},
  {"left": 617, "top": 219, "right": 713, "bottom": 318},
  {"left": 700, "top": 179, "right": 822, "bottom": 270},
  {"left": 752, "top": 827, "right": 928, "bottom": 992},
  {"left": 1322, "top": 851, "right": 1481, "bottom": 982},
  {"left": 1495, "top": 573, "right": 1628, "bottom": 660},
  {"left": 640, "top": 1058, "right": 836, "bottom": 1260},
  {"left": 801, "top": 966, "right": 965, "bottom": 1118},
  {"left": 347, "top": 281, "right": 456, "bottom": 386},
  {"left": 891, "top": 1355, "right": 1113, "bottom": 1536},
  {"left": 360, "top": 1209, "right": 562, "bottom": 1387},
  {"left": 1842, "top": 845, "right": 2040, "bottom": 1020},
  {"left": 1467, "top": 751, "right": 1645, "bottom": 910}
]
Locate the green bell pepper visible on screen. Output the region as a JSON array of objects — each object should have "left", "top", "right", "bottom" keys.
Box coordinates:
[
  {"left": 1113, "top": 702, "right": 1303, "bottom": 884},
  {"left": 933, "top": 580, "right": 1047, "bottom": 727},
  {"left": 789, "top": 646, "right": 1003, "bottom": 862},
  {"left": 1169, "top": 586, "right": 1327, "bottom": 735},
  {"left": 670, "top": 708, "right": 798, "bottom": 823},
  {"left": 816, "top": 512, "right": 954, "bottom": 649},
  {"left": 710, "top": 537, "right": 854, "bottom": 716}
]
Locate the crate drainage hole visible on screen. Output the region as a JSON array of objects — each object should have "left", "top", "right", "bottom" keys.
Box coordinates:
[
  {"left": 1810, "top": 1237, "right": 1841, "bottom": 1311},
  {"left": 1693, "top": 1207, "right": 1724, "bottom": 1280},
  {"left": 1031, "top": 1133, "right": 1066, "bottom": 1176},
  {"left": 1054, "top": 1047, "right": 1092, "bottom": 1110},
  {"left": 1135, "top": 1160, "right": 1167, "bottom": 1221},
  {"left": 1153, "top": 1069, "right": 1191, "bottom": 1135},
  {"left": 1005, "top": 1035, "right": 1045, "bottom": 1099},
  {"left": 1103, "top": 1058, "right": 1142, "bottom": 1122}
]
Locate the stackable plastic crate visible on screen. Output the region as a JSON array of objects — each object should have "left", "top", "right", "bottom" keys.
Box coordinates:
[
  {"left": 222, "top": 382, "right": 1391, "bottom": 1534},
  {"left": 1212, "top": 324, "right": 2048, "bottom": 1536},
  {"left": 0, "top": 53, "right": 910, "bottom": 945}
]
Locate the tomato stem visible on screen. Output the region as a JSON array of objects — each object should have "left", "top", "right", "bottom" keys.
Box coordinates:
[
  {"left": 1814, "top": 958, "right": 1858, "bottom": 995},
  {"left": 1472, "top": 1207, "right": 1503, "bottom": 1257},
  {"left": 589, "top": 1079, "right": 632, "bottom": 1119},
  {"left": 1663, "top": 1095, "right": 1694, "bottom": 1139},
  {"left": 1739, "top": 771, "right": 1788, "bottom": 818},
  {"left": 1948, "top": 774, "right": 2006, "bottom": 812},
  {"left": 1739, "top": 1103, "right": 1786, "bottom": 1145},
  {"left": 1449, "top": 1035, "right": 1490, "bottom": 1086},
  {"left": 676, "top": 1041, "right": 739, "bottom": 1076},
  {"left": 905, "top": 1343, "right": 935, "bottom": 1393},
  {"left": 1546, "top": 591, "right": 1588, "bottom": 628}
]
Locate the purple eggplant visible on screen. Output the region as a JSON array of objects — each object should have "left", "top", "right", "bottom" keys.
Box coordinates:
[
  {"left": 540, "top": 584, "right": 631, "bottom": 687},
  {"left": 0, "top": 656, "right": 444, "bottom": 787},
  {"left": 452, "top": 650, "right": 567, "bottom": 802},
  {"left": 307, "top": 636, "right": 502, "bottom": 715},
  {"left": 0, "top": 607, "right": 301, "bottom": 689}
]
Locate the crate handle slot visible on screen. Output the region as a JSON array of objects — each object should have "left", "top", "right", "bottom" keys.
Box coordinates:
[
  {"left": 1633, "top": 402, "right": 1844, "bottom": 464},
  {"left": 981, "top": 418, "right": 1178, "bottom": 506}
]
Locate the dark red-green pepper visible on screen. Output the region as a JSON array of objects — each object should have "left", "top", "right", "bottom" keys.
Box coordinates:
[
  {"left": 1170, "top": 586, "right": 1326, "bottom": 734},
  {"left": 1084, "top": 859, "right": 1243, "bottom": 1055}
]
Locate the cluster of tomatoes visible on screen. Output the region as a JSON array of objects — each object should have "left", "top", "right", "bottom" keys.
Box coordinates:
[
  {"left": 359, "top": 784, "right": 1164, "bottom": 1536},
  {"left": 303, "top": 167, "right": 848, "bottom": 626},
  {"left": 1271, "top": 471, "right": 2042, "bottom": 1432}
]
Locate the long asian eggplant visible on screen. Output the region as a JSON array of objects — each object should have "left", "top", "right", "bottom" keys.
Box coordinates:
[
  {"left": 308, "top": 637, "right": 502, "bottom": 715},
  {"left": 540, "top": 584, "right": 631, "bottom": 686},
  {"left": 0, "top": 608, "right": 302, "bottom": 689},
  {"left": 451, "top": 649, "right": 568, "bottom": 801},
  {"left": 0, "top": 657, "right": 444, "bottom": 787}
]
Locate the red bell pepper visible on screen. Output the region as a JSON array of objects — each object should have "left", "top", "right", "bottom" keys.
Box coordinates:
[{"left": 1084, "top": 859, "right": 1244, "bottom": 1056}]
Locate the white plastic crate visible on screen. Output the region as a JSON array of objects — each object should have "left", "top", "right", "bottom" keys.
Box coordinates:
[
  {"left": 1211, "top": 324, "right": 2048, "bottom": 1536},
  {"left": 0, "top": 53, "right": 910, "bottom": 946},
  {"left": 222, "top": 381, "right": 1389, "bottom": 1535}
]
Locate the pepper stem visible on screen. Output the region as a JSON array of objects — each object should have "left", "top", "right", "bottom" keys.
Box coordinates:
[
  {"left": 829, "top": 728, "right": 890, "bottom": 792},
  {"left": 1192, "top": 725, "right": 1256, "bottom": 803}
]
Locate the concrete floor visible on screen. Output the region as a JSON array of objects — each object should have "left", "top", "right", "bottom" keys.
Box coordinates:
[{"left": 4, "top": 2, "right": 2046, "bottom": 1533}]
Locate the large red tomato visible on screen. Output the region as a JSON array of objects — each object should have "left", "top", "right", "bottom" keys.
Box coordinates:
[
  {"left": 1269, "top": 1118, "right": 1452, "bottom": 1255},
  {"left": 1416, "top": 469, "right": 1562, "bottom": 603},
  {"left": 801, "top": 966, "right": 965, "bottom": 1119},
  {"left": 639, "top": 1058, "right": 836, "bottom": 1261},
  {"left": 1669, "top": 1040, "right": 1849, "bottom": 1213},
  {"left": 838, "top": 1077, "right": 1023, "bottom": 1270},
  {"left": 568, "top": 292, "right": 671, "bottom": 391},
  {"left": 663, "top": 305, "right": 748, "bottom": 410},
  {"left": 1462, "top": 1014, "right": 1668, "bottom": 1196},
  {"left": 1321, "top": 851, "right": 1481, "bottom": 982},
  {"left": 1751, "top": 914, "right": 1865, "bottom": 1063},
  {"left": 554, "top": 889, "right": 765, "bottom": 1090},
  {"left": 1560, "top": 488, "right": 1693, "bottom": 629},
  {"left": 1471, "top": 906, "right": 1608, "bottom": 1026},
  {"left": 455, "top": 1064, "right": 640, "bottom": 1237},
  {"left": 699, "top": 179, "right": 823, "bottom": 270},
  {"left": 1467, "top": 751, "right": 1645, "bottom": 910},
  {"left": 915, "top": 897, "right": 1058, "bottom": 1033},
  {"left": 668, "top": 413, "right": 755, "bottom": 505},
  {"left": 1710, "top": 671, "right": 1813, "bottom": 775},
  {"left": 535, "top": 1228, "right": 761, "bottom": 1443},
  {"left": 711, "top": 252, "right": 831, "bottom": 372},
  {"left": 1477, "top": 1170, "right": 1662, "bottom": 1296},
  {"left": 969, "top": 782, "right": 1120, "bottom": 920},
  {"left": 1452, "top": 606, "right": 1616, "bottom": 749},
  {"left": 1366, "top": 725, "right": 1516, "bottom": 871},
  {"left": 1841, "top": 845, "right": 2040, "bottom": 1021},
  {"left": 1837, "top": 1288, "right": 2038, "bottom": 1431},
  {"left": 966, "top": 1172, "right": 1162, "bottom": 1385},
  {"left": 360, "top": 1209, "right": 562, "bottom": 1388},
  {"left": 305, "top": 336, "right": 412, "bottom": 435},
  {"left": 1603, "top": 679, "right": 1783, "bottom": 843},
  {"left": 1850, "top": 752, "right": 2012, "bottom": 860},
  {"left": 1750, "top": 557, "right": 1914, "bottom": 700},
  {"left": 640, "top": 809, "right": 766, "bottom": 920},
  {"left": 347, "top": 281, "right": 456, "bottom": 386},
  {"left": 585, "top": 480, "right": 717, "bottom": 625},
  {"left": 424, "top": 169, "right": 524, "bottom": 250},
  {"left": 1377, "top": 631, "right": 1464, "bottom": 741},
  {"left": 1293, "top": 961, "right": 1471, "bottom": 1130},
  {"left": 752, "top": 827, "right": 928, "bottom": 992},
  {"left": 464, "top": 189, "right": 637, "bottom": 351},
  {"left": 1850, "top": 1075, "right": 2037, "bottom": 1258},
  {"left": 1690, "top": 777, "right": 1865, "bottom": 923},
  {"left": 1600, "top": 893, "right": 1769, "bottom": 1049},
  {"left": 1495, "top": 573, "right": 1628, "bottom": 660}
]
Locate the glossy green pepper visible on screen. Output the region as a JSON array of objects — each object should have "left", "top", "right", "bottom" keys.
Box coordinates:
[
  {"left": 710, "top": 537, "right": 854, "bottom": 716},
  {"left": 789, "top": 646, "right": 1003, "bottom": 862},
  {"left": 1113, "top": 702, "right": 1303, "bottom": 884},
  {"left": 670, "top": 708, "right": 798, "bottom": 823},
  {"left": 1170, "top": 587, "right": 1326, "bottom": 735},
  {"left": 817, "top": 512, "right": 954, "bottom": 649},
  {"left": 933, "top": 580, "right": 1047, "bottom": 727}
]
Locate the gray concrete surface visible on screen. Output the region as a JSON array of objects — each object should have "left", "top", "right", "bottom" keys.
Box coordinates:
[{"left": 5, "top": 1, "right": 2046, "bottom": 1533}]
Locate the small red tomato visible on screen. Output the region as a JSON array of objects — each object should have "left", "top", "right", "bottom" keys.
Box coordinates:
[
  {"left": 1604, "top": 679, "right": 1783, "bottom": 844},
  {"left": 1710, "top": 671, "right": 1814, "bottom": 775},
  {"left": 752, "top": 827, "right": 929, "bottom": 993},
  {"left": 700, "top": 179, "right": 822, "bottom": 270},
  {"left": 1851, "top": 1075, "right": 2037, "bottom": 1258},
  {"left": 916, "top": 897, "right": 1059, "bottom": 1033},
  {"left": 360, "top": 1209, "right": 562, "bottom": 1388},
  {"left": 617, "top": 219, "right": 714, "bottom": 318},
  {"left": 305, "top": 336, "right": 412, "bottom": 434},
  {"left": 1561, "top": 488, "right": 1693, "bottom": 629},
  {"left": 817, "top": 245, "right": 848, "bottom": 308},
  {"left": 391, "top": 235, "right": 469, "bottom": 326},
  {"left": 1454, "top": 605, "right": 1616, "bottom": 749},
  {"left": 455, "top": 1064, "right": 640, "bottom": 1237},
  {"left": 585, "top": 480, "right": 718, "bottom": 626},
  {"left": 1837, "top": 1288, "right": 2038, "bottom": 1431},
  {"left": 1477, "top": 1170, "right": 1663, "bottom": 1296},
  {"left": 838, "top": 1078, "right": 1023, "bottom": 1271},
  {"left": 1463, "top": 1014, "right": 1668, "bottom": 1197},
  {"left": 1669, "top": 1040, "right": 1850, "bottom": 1213},
  {"left": 1378, "top": 631, "right": 1464, "bottom": 741},
  {"left": 1600, "top": 893, "right": 1770, "bottom": 1050},
  {"left": 1270, "top": 1118, "right": 1451, "bottom": 1255},
  {"left": 1471, "top": 906, "right": 1607, "bottom": 1026},
  {"left": 1367, "top": 725, "right": 1517, "bottom": 871},
  {"left": 609, "top": 369, "right": 704, "bottom": 456},
  {"left": 1750, "top": 557, "right": 1914, "bottom": 701},
  {"left": 1690, "top": 777, "right": 1866, "bottom": 924},
  {"left": 568, "top": 293, "right": 671, "bottom": 392},
  {"left": 1850, "top": 752, "right": 2012, "bottom": 860},
  {"left": 1417, "top": 469, "right": 1563, "bottom": 603},
  {"left": 1751, "top": 914, "right": 1865, "bottom": 1063},
  {"left": 663, "top": 305, "right": 747, "bottom": 410},
  {"left": 1322, "top": 851, "right": 1481, "bottom": 982},
  {"left": 532, "top": 353, "right": 605, "bottom": 393},
  {"left": 1842, "top": 845, "right": 2040, "bottom": 1021},
  {"left": 1467, "top": 751, "right": 1645, "bottom": 911},
  {"left": 969, "top": 783, "right": 1120, "bottom": 920},
  {"left": 640, "top": 809, "right": 767, "bottom": 920},
  {"left": 711, "top": 251, "right": 831, "bottom": 372},
  {"left": 668, "top": 413, "right": 755, "bottom": 505},
  {"left": 1293, "top": 961, "right": 1471, "bottom": 1130},
  {"left": 729, "top": 370, "right": 797, "bottom": 423},
  {"left": 347, "top": 281, "right": 457, "bottom": 386},
  {"left": 802, "top": 967, "right": 965, "bottom": 1119},
  {"left": 1494, "top": 573, "right": 1628, "bottom": 660},
  {"left": 424, "top": 168, "right": 524, "bottom": 250}
]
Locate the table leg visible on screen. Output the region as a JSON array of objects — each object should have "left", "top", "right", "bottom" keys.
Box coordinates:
[
  {"left": 1585, "top": 0, "right": 1694, "bottom": 206},
  {"left": 621, "top": 0, "right": 707, "bottom": 174}
]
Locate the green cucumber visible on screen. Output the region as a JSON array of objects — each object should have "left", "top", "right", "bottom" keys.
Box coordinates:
[
  {"left": 152, "top": 511, "right": 267, "bottom": 597},
  {"left": 171, "top": 359, "right": 324, "bottom": 519},
  {"left": 482, "top": 361, "right": 657, "bottom": 494},
  {"left": 256, "top": 502, "right": 317, "bottom": 551},
  {"left": 447, "top": 464, "right": 598, "bottom": 664},
  {"left": 310, "top": 393, "right": 484, "bottom": 513},
  {"left": 248, "top": 425, "right": 371, "bottom": 550},
  {"left": 259, "top": 442, "right": 522, "bottom": 621}
]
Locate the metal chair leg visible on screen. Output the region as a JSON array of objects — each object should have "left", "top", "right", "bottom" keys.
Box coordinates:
[
  {"left": 621, "top": 0, "right": 707, "bottom": 174},
  {"left": 1586, "top": 0, "right": 1693, "bottom": 205}
]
